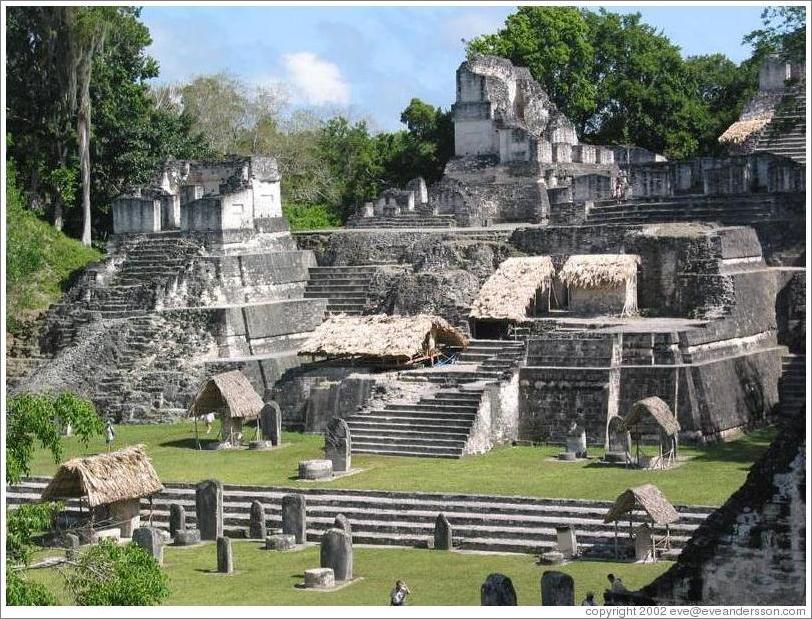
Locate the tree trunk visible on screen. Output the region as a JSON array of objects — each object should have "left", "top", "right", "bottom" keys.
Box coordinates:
[
  {"left": 78, "top": 105, "right": 91, "bottom": 246},
  {"left": 54, "top": 200, "right": 64, "bottom": 231}
]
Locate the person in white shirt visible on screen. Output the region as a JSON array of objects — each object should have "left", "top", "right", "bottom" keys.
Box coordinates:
[{"left": 390, "top": 580, "right": 411, "bottom": 606}]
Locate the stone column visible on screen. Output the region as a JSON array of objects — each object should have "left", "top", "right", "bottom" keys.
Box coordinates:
[
  {"left": 216, "top": 536, "right": 233, "bottom": 574},
  {"left": 320, "top": 528, "right": 353, "bottom": 581},
  {"left": 324, "top": 418, "right": 351, "bottom": 473},
  {"left": 132, "top": 527, "right": 164, "bottom": 566},
  {"left": 249, "top": 500, "right": 267, "bottom": 540},
  {"left": 260, "top": 401, "right": 282, "bottom": 446},
  {"left": 169, "top": 504, "right": 186, "bottom": 538},
  {"left": 334, "top": 514, "right": 352, "bottom": 539},
  {"left": 434, "top": 513, "right": 452, "bottom": 550},
  {"left": 281, "top": 494, "right": 306, "bottom": 544},
  {"left": 196, "top": 479, "right": 223, "bottom": 541},
  {"left": 541, "top": 570, "right": 574, "bottom": 606},
  {"left": 481, "top": 573, "right": 518, "bottom": 605}
]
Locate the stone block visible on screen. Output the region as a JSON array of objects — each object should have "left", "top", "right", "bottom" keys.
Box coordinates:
[
  {"left": 434, "top": 513, "right": 453, "bottom": 550},
  {"left": 249, "top": 500, "right": 267, "bottom": 540},
  {"left": 174, "top": 529, "right": 201, "bottom": 546},
  {"left": 556, "top": 526, "right": 578, "bottom": 558},
  {"left": 299, "top": 459, "right": 333, "bottom": 480},
  {"left": 304, "top": 568, "right": 335, "bottom": 589},
  {"left": 324, "top": 418, "right": 351, "bottom": 473},
  {"left": 265, "top": 534, "right": 297, "bottom": 551},
  {"left": 216, "top": 536, "right": 233, "bottom": 573},
  {"left": 169, "top": 504, "right": 186, "bottom": 538},
  {"left": 540, "top": 551, "right": 565, "bottom": 565},
  {"left": 320, "top": 528, "right": 353, "bottom": 581},
  {"left": 260, "top": 401, "right": 282, "bottom": 446},
  {"left": 282, "top": 494, "right": 307, "bottom": 544},
  {"left": 481, "top": 573, "right": 518, "bottom": 606},
  {"left": 64, "top": 533, "right": 80, "bottom": 560},
  {"left": 195, "top": 479, "right": 223, "bottom": 541},
  {"left": 541, "top": 570, "right": 575, "bottom": 606},
  {"left": 132, "top": 527, "right": 164, "bottom": 565}
]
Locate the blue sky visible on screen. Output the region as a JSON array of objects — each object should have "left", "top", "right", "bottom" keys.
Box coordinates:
[{"left": 141, "top": 4, "right": 768, "bottom": 132}]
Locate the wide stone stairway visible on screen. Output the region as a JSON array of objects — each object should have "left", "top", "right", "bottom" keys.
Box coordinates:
[
  {"left": 303, "top": 265, "right": 381, "bottom": 315},
  {"left": 344, "top": 339, "right": 525, "bottom": 458},
  {"left": 7, "top": 477, "right": 713, "bottom": 557},
  {"left": 346, "top": 212, "right": 457, "bottom": 228},
  {"left": 755, "top": 91, "right": 806, "bottom": 165}
]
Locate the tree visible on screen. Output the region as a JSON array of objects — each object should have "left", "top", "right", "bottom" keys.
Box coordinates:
[
  {"left": 66, "top": 539, "right": 169, "bottom": 606},
  {"left": 744, "top": 6, "right": 806, "bottom": 63}
]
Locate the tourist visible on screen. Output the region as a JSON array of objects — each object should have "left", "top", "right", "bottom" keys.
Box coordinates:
[
  {"left": 204, "top": 412, "right": 215, "bottom": 434},
  {"left": 390, "top": 580, "right": 411, "bottom": 606},
  {"left": 607, "top": 573, "right": 628, "bottom": 593},
  {"left": 581, "top": 591, "right": 597, "bottom": 606},
  {"left": 105, "top": 419, "right": 115, "bottom": 451}
]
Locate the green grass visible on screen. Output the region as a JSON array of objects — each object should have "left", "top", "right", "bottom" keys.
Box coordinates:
[
  {"left": 26, "top": 422, "right": 776, "bottom": 506},
  {"left": 25, "top": 543, "right": 671, "bottom": 605},
  {"left": 5, "top": 163, "right": 102, "bottom": 334}
]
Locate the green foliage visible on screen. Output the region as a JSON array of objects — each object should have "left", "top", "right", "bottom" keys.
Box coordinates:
[
  {"left": 468, "top": 7, "right": 757, "bottom": 159},
  {"left": 6, "top": 502, "right": 61, "bottom": 566},
  {"left": 744, "top": 7, "right": 807, "bottom": 63},
  {"left": 5, "top": 165, "right": 101, "bottom": 331},
  {"left": 282, "top": 203, "right": 341, "bottom": 231},
  {"left": 6, "top": 392, "right": 103, "bottom": 485},
  {"left": 6, "top": 570, "right": 58, "bottom": 606},
  {"left": 67, "top": 539, "right": 169, "bottom": 606}
]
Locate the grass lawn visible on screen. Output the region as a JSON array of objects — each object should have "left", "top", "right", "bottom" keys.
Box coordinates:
[
  {"left": 26, "top": 542, "right": 671, "bottom": 605},
  {"left": 25, "top": 421, "right": 775, "bottom": 506}
]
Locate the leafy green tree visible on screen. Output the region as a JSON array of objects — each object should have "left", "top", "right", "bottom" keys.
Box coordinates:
[
  {"left": 6, "top": 392, "right": 103, "bottom": 485},
  {"left": 6, "top": 570, "right": 58, "bottom": 606},
  {"left": 744, "top": 6, "right": 806, "bottom": 63},
  {"left": 67, "top": 539, "right": 170, "bottom": 606}
]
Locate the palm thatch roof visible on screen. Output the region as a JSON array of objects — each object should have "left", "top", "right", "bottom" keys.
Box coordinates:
[
  {"left": 469, "top": 256, "right": 555, "bottom": 321},
  {"left": 622, "top": 396, "right": 680, "bottom": 437},
  {"left": 604, "top": 484, "right": 680, "bottom": 525},
  {"left": 719, "top": 116, "right": 772, "bottom": 145},
  {"left": 41, "top": 445, "right": 163, "bottom": 508},
  {"left": 298, "top": 314, "right": 469, "bottom": 364},
  {"left": 560, "top": 254, "right": 641, "bottom": 315},
  {"left": 186, "top": 370, "right": 264, "bottom": 420}
]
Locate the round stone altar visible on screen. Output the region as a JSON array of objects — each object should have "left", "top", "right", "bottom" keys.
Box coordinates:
[
  {"left": 304, "top": 567, "right": 335, "bottom": 589},
  {"left": 298, "top": 459, "right": 333, "bottom": 480}
]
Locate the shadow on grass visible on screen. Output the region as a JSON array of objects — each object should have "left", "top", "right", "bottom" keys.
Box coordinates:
[
  {"left": 686, "top": 427, "right": 776, "bottom": 466},
  {"left": 159, "top": 437, "right": 220, "bottom": 450}
]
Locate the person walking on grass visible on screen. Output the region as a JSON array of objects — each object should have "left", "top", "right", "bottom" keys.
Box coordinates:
[{"left": 390, "top": 580, "right": 411, "bottom": 606}]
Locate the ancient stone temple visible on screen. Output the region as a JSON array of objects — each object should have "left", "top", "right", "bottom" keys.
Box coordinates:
[{"left": 10, "top": 156, "right": 326, "bottom": 422}]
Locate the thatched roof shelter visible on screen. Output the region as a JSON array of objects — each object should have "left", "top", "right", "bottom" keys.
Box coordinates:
[
  {"left": 186, "top": 370, "right": 264, "bottom": 420},
  {"left": 559, "top": 254, "right": 641, "bottom": 315},
  {"left": 623, "top": 396, "right": 680, "bottom": 437},
  {"left": 719, "top": 116, "right": 771, "bottom": 145},
  {"left": 604, "top": 484, "right": 680, "bottom": 525},
  {"left": 41, "top": 445, "right": 163, "bottom": 508},
  {"left": 470, "top": 256, "right": 555, "bottom": 321},
  {"left": 299, "top": 314, "right": 469, "bottom": 364}
]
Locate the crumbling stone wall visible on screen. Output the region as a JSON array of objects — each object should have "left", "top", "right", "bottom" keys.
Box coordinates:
[{"left": 643, "top": 416, "right": 806, "bottom": 605}]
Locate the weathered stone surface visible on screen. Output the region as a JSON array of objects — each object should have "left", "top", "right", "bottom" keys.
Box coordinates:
[
  {"left": 260, "top": 401, "right": 282, "bottom": 445},
  {"left": 556, "top": 526, "right": 578, "bottom": 558},
  {"left": 281, "top": 494, "right": 307, "bottom": 544},
  {"left": 481, "top": 573, "right": 518, "bottom": 606},
  {"left": 174, "top": 529, "right": 201, "bottom": 546},
  {"left": 320, "top": 527, "right": 353, "bottom": 581},
  {"left": 169, "top": 504, "right": 186, "bottom": 537},
  {"left": 265, "top": 534, "right": 296, "bottom": 551},
  {"left": 304, "top": 568, "right": 335, "bottom": 589},
  {"left": 333, "top": 514, "right": 352, "bottom": 539},
  {"left": 565, "top": 423, "right": 587, "bottom": 457},
  {"left": 132, "top": 527, "right": 164, "bottom": 565},
  {"left": 64, "top": 533, "right": 80, "bottom": 560},
  {"left": 324, "top": 418, "right": 351, "bottom": 473},
  {"left": 195, "top": 479, "right": 223, "bottom": 541},
  {"left": 540, "top": 550, "right": 565, "bottom": 565},
  {"left": 541, "top": 570, "right": 575, "bottom": 606},
  {"left": 299, "top": 459, "right": 333, "bottom": 480},
  {"left": 216, "top": 536, "right": 233, "bottom": 573},
  {"left": 434, "top": 513, "right": 452, "bottom": 550},
  {"left": 249, "top": 500, "right": 267, "bottom": 540}
]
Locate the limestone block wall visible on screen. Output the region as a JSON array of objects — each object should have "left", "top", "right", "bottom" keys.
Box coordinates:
[
  {"left": 464, "top": 375, "right": 520, "bottom": 454},
  {"left": 643, "top": 417, "right": 806, "bottom": 605},
  {"left": 112, "top": 197, "right": 161, "bottom": 234}
]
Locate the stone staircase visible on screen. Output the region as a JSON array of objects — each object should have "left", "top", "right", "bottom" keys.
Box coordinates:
[
  {"left": 779, "top": 353, "right": 805, "bottom": 417},
  {"left": 6, "top": 477, "right": 713, "bottom": 556},
  {"left": 755, "top": 91, "right": 806, "bottom": 165},
  {"left": 345, "top": 340, "right": 525, "bottom": 458},
  {"left": 303, "top": 266, "right": 381, "bottom": 315},
  {"left": 347, "top": 212, "right": 457, "bottom": 228},
  {"left": 585, "top": 193, "right": 799, "bottom": 226}
]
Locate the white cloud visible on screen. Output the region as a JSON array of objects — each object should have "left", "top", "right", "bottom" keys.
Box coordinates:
[{"left": 281, "top": 52, "right": 350, "bottom": 106}]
